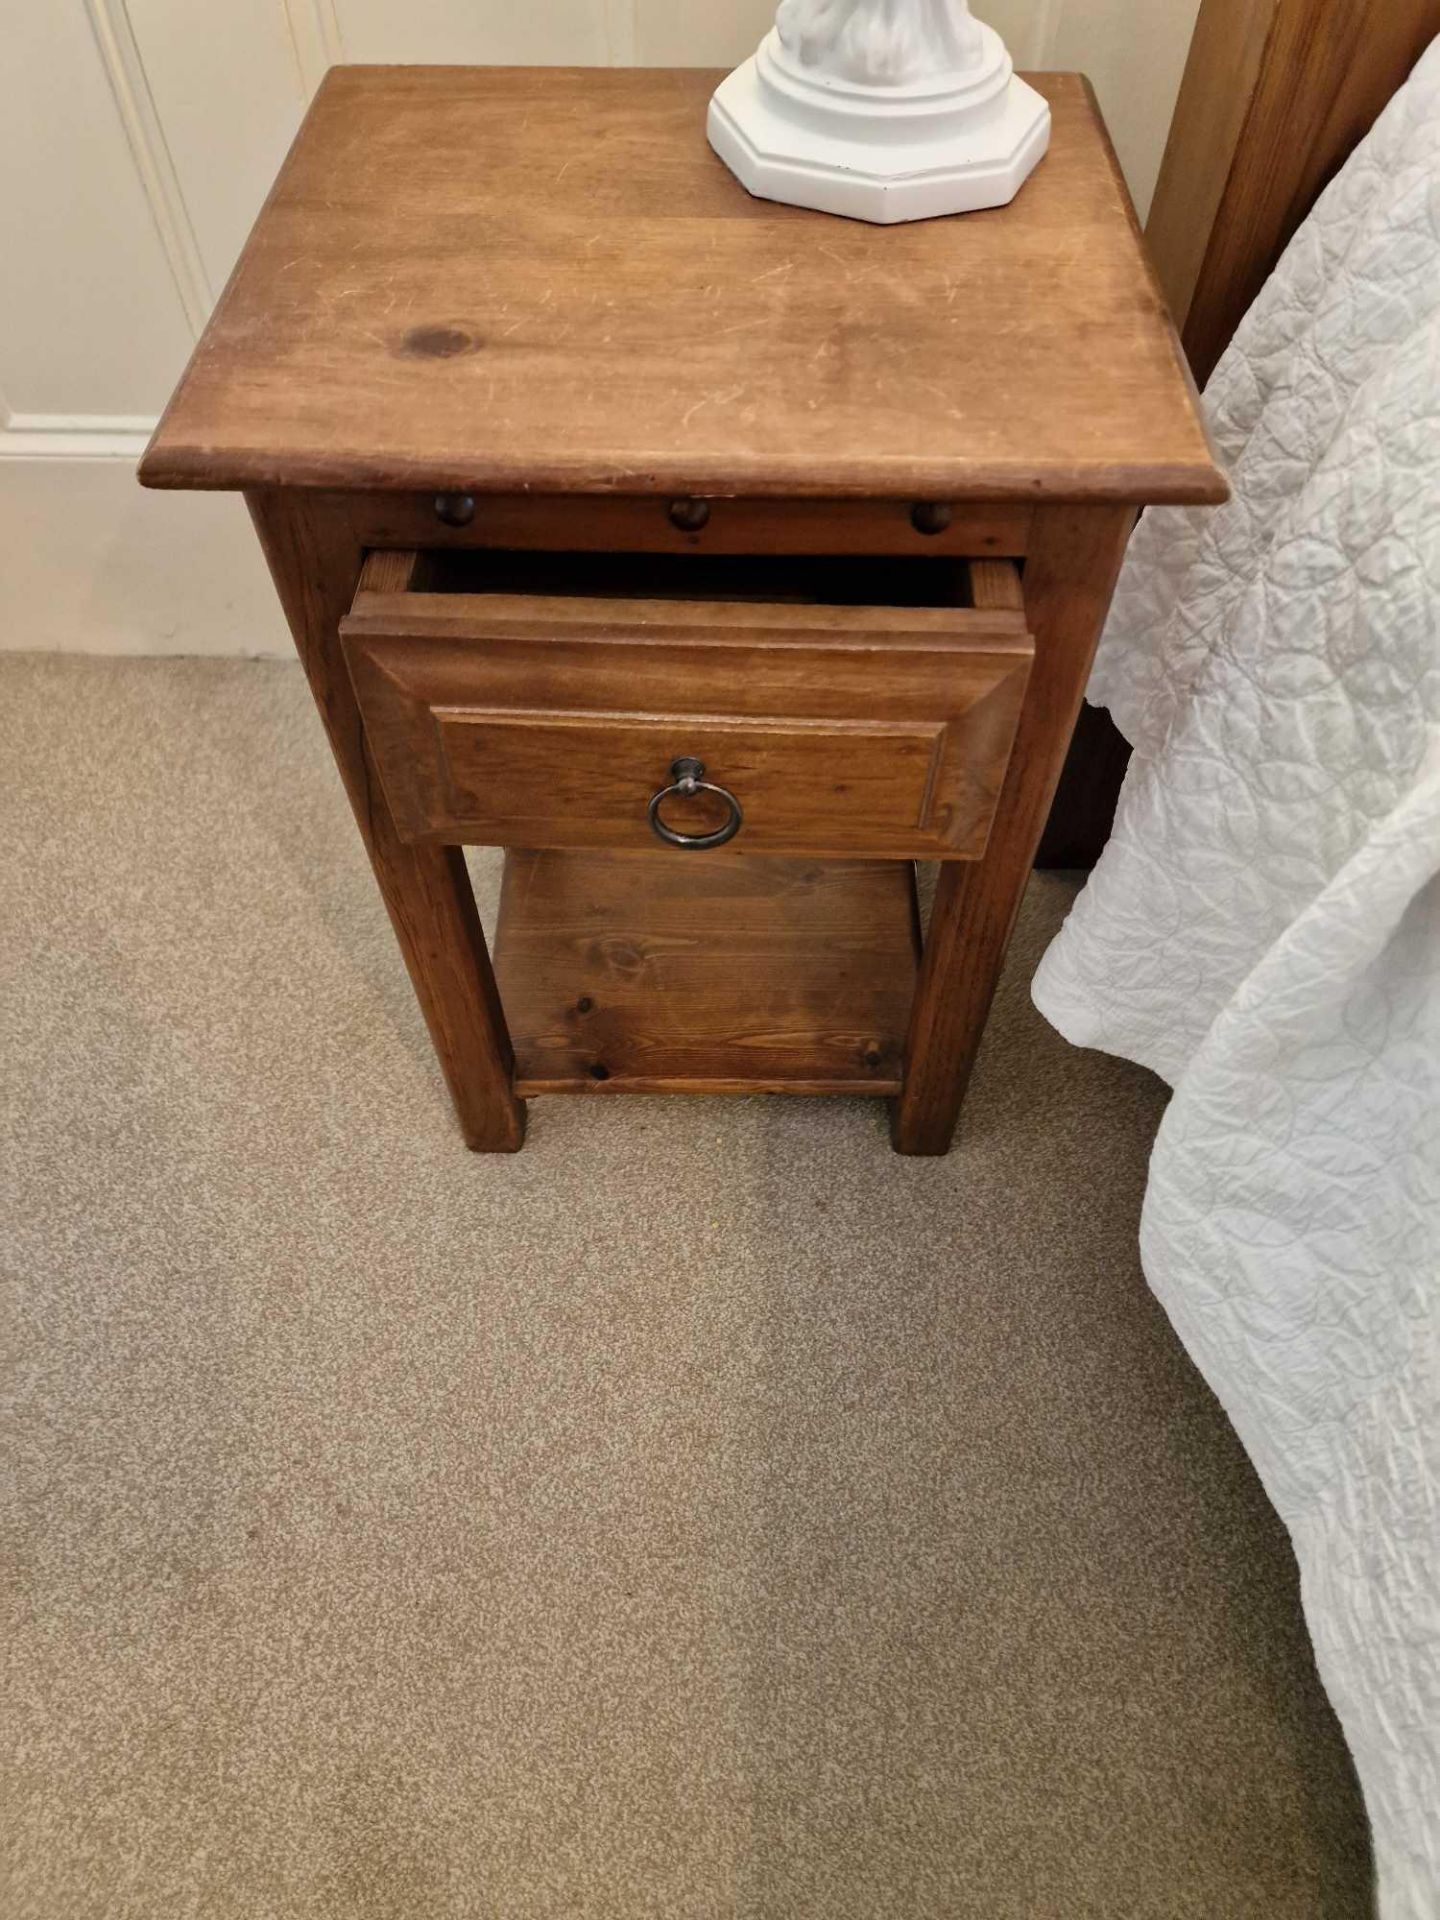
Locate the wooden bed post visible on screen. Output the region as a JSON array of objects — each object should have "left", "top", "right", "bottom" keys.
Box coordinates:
[{"left": 1039, "top": 0, "right": 1440, "bottom": 872}]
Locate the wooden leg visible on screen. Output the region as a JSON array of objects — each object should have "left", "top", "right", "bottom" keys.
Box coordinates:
[
  {"left": 892, "top": 506, "right": 1136, "bottom": 1156},
  {"left": 246, "top": 490, "right": 525, "bottom": 1152},
  {"left": 1035, "top": 702, "right": 1133, "bottom": 870}
]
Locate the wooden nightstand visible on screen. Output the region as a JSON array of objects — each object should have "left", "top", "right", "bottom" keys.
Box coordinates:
[{"left": 140, "top": 66, "right": 1223, "bottom": 1157}]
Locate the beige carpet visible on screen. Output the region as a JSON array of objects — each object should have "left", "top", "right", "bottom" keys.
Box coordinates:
[{"left": 2, "top": 654, "right": 1372, "bottom": 1919}]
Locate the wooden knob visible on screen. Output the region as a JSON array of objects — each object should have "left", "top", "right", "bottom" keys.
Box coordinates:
[
  {"left": 434, "top": 493, "right": 476, "bottom": 527},
  {"left": 911, "top": 501, "right": 953, "bottom": 536},
  {"left": 668, "top": 497, "right": 711, "bottom": 533}
]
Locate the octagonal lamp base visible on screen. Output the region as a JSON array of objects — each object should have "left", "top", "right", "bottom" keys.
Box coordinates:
[{"left": 708, "top": 28, "right": 1051, "bottom": 226}]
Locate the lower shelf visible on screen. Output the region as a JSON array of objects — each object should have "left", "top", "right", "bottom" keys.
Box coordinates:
[{"left": 493, "top": 850, "right": 921, "bottom": 1096}]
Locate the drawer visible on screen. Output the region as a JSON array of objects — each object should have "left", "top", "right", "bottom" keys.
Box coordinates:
[{"left": 340, "top": 549, "right": 1032, "bottom": 860}]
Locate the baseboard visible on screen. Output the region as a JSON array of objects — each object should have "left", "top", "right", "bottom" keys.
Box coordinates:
[
  {"left": 1, "top": 414, "right": 157, "bottom": 459},
  {"left": 0, "top": 452, "right": 288, "bottom": 657}
]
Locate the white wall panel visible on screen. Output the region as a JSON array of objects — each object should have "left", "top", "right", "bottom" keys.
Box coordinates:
[
  {"left": 1049, "top": 0, "right": 1204, "bottom": 219},
  {"left": 980, "top": 0, "right": 1061, "bottom": 67},
  {"left": 634, "top": 0, "right": 777, "bottom": 66},
  {"left": 0, "top": 1, "right": 196, "bottom": 420},
  {"left": 635, "top": 1, "right": 1049, "bottom": 70},
  {"left": 124, "top": 0, "right": 311, "bottom": 297},
  {"left": 333, "top": 0, "right": 614, "bottom": 65},
  {"left": 284, "top": 0, "right": 346, "bottom": 90},
  {"left": 0, "top": 464, "right": 285, "bottom": 656}
]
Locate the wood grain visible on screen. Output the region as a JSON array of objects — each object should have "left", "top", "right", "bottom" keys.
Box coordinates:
[
  {"left": 340, "top": 568, "right": 1032, "bottom": 859},
  {"left": 494, "top": 850, "right": 920, "bottom": 1096},
  {"left": 893, "top": 505, "right": 1137, "bottom": 1155},
  {"left": 245, "top": 489, "right": 525, "bottom": 1152},
  {"left": 140, "top": 67, "right": 1223, "bottom": 506},
  {"left": 328, "top": 492, "right": 1038, "bottom": 559},
  {"left": 1144, "top": 0, "right": 1277, "bottom": 344},
  {"left": 1149, "top": 0, "right": 1440, "bottom": 385},
  {"left": 143, "top": 65, "right": 1238, "bottom": 1150},
  {"left": 969, "top": 558, "right": 1027, "bottom": 612}
]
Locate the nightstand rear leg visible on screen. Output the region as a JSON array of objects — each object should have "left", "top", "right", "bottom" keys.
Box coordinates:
[
  {"left": 247, "top": 490, "right": 525, "bottom": 1152},
  {"left": 892, "top": 506, "right": 1136, "bottom": 1156}
]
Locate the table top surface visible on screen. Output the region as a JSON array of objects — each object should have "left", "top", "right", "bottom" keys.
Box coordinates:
[{"left": 140, "top": 65, "right": 1224, "bottom": 505}]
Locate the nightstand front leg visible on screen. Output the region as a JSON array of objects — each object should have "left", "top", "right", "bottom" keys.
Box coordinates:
[
  {"left": 247, "top": 491, "right": 525, "bottom": 1153},
  {"left": 892, "top": 506, "right": 1136, "bottom": 1156}
]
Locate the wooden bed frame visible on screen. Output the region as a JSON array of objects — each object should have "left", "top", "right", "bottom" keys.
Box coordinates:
[{"left": 1038, "top": 0, "right": 1440, "bottom": 869}]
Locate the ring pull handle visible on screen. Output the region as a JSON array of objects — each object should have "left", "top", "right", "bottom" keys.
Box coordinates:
[{"left": 647, "top": 757, "right": 743, "bottom": 850}]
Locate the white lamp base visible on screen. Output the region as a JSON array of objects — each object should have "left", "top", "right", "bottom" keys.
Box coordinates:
[{"left": 708, "top": 23, "right": 1051, "bottom": 225}]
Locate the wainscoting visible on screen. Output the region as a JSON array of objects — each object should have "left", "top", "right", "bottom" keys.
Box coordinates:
[{"left": 1, "top": 0, "right": 1201, "bottom": 655}]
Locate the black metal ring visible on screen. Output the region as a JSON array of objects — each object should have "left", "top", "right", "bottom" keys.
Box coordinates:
[{"left": 647, "top": 757, "right": 743, "bottom": 850}]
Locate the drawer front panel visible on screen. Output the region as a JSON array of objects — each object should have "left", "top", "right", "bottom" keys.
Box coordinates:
[
  {"left": 434, "top": 710, "right": 946, "bottom": 851},
  {"left": 342, "top": 572, "right": 1032, "bottom": 860}
]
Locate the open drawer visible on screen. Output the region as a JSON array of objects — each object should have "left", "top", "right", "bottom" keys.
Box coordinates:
[{"left": 340, "top": 549, "right": 1032, "bottom": 861}]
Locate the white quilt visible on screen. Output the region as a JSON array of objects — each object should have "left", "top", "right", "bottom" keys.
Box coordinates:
[{"left": 1032, "top": 39, "right": 1440, "bottom": 1920}]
